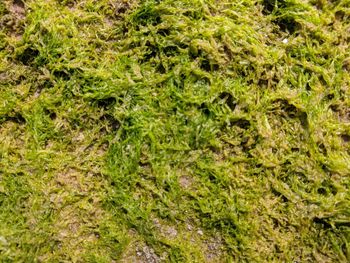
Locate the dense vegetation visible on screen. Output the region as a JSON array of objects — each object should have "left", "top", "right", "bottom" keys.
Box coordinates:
[{"left": 0, "top": 0, "right": 349, "bottom": 262}]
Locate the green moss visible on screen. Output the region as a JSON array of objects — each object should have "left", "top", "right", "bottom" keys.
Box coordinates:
[{"left": 0, "top": 0, "right": 349, "bottom": 262}]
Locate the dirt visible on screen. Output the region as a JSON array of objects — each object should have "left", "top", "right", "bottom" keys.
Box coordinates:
[
  {"left": 120, "top": 241, "right": 166, "bottom": 263},
  {"left": 153, "top": 218, "right": 178, "bottom": 239},
  {"left": 55, "top": 169, "right": 82, "bottom": 190},
  {"left": 179, "top": 175, "right": 193, "bottom": 189},
  {"left": 136, "top": 246, "right": 161, "bottom": 263},
  {"left": 205, "top": 236, "right": 224, "bottom": 262},
  {"left": 10, "top": 0, "right": 25, "bottom": 18},
  {"left": 1, "top": 0, "right": 26, "bottom": 39}
]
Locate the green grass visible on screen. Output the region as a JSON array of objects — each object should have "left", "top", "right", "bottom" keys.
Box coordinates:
[{"left": 0, "top": 0, "right": 349, "bottom": 262}]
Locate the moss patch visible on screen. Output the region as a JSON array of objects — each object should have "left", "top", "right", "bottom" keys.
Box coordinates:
[{"left": 0, "top": 0, "right": 349, "bottom": 262}]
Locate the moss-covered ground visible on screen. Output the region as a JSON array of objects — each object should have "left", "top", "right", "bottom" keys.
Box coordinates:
[{"left": 0, "top": 0, "right": 350, "bottom": 262}]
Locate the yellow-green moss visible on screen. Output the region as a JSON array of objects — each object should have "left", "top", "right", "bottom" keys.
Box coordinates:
[{"left": 0, "top": 0, "right": 349, "bottom": 262}]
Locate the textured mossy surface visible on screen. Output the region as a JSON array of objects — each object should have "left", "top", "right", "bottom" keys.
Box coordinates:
[{"left": 0, "top": 0, "right": 349, "bottom": 262}]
